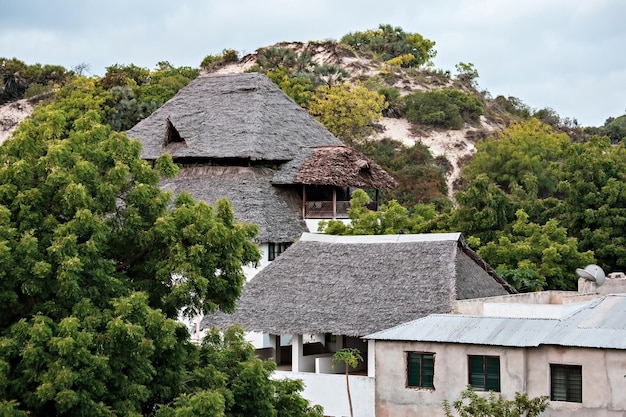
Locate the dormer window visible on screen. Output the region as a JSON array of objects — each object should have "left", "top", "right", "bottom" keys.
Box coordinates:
[{"left": 164, "top": 117, "right": 185, "bottom": 147}]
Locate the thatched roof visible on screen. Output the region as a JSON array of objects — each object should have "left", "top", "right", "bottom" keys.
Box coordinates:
[
  {"left": 272, "top": 146, "right": 398, "bottom": 190},
  {"left": 202, "top": 233, "right": 516, "bottom": 337},
  {"left": 160, "top": 166, "right": 306, "bottom": 243},
  {"left": 126, "top": 73, "right": 342, "bottom": 161}
]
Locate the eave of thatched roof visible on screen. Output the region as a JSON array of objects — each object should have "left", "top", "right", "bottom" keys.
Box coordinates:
[
  {"left": 202, "top": 232, "right": 515, "bottom": 337},
  {"left": 126, "top": 73, "right": 341, "bottom": 161},
  {"left": 272, "top": 146, "right": 398, "bottom": 190},
  {"left": 160, "top": 166, "right": 306, "bottom": 243}
]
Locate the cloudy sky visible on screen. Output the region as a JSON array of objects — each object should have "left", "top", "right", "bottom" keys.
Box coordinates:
[{"left": 2, "top": 0, "right": 625, "bottom": 126}]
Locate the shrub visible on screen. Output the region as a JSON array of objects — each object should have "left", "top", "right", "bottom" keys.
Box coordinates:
[{"left": 404, "top": 89, "right": 483, "bottom": 129}]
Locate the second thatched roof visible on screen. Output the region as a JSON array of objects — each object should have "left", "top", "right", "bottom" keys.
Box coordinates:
[
  {"left": 272, "top": 146, "right": 398, "bottom": 190},
  {"left": 160, "top": 166, "right": 305, "bottom": 243},
  {"left": 202, "top": 233, "right": 516, "bottom": 336}
]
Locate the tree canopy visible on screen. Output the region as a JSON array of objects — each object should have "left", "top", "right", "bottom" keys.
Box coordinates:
[{"left": 0, "top": 78, "right": 321, "bottom": 416}]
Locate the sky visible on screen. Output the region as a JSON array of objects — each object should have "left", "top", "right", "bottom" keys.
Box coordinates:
[{"left": 1, "top": 0, "right": 625, "bottom": 127}]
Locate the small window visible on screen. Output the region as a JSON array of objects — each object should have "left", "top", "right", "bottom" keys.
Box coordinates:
[
  {"left": 268, "top": 242, "right": 292, "bottom": 261},
  {"left": 407, "top": 352, "right": 434, "bottom": 388},
  {"left": 468, "top": 355, "right": 500, "bottom": 392},
  {"left": 551, "top": 364, "right": 582, "bottom": 403}
]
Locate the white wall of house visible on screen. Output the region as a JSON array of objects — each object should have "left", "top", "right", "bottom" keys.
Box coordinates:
[
  {"left": 373, "top": 340, "right": 626, "bottom": 417},
  {"left": 274, "top": 370, "right": 375, "bottom": 417}
]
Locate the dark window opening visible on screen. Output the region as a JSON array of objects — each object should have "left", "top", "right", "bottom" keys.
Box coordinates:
[
  {"left": 407, "top": 352, "right": 434, "bottom": 389},
  {"left": 164, "top": 117, "right": 185, "bottom": 146},
  {"left": 268, "top": 242, "right": 292, "bottom": 261},
  {"left": 468, "top": 355, "right": 500, "bottom": 392},
  {"left": 551, "top": 364, "right": 582, "bottom": 403}
]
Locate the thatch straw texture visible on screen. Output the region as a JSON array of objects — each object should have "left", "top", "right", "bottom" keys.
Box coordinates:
[
  {"left": 273, "top": 146, "right": 398, "bottom": 190},
  {"left": 203, "top": 233, "right": 515, "bottom": 336},
  {"left": 160, "top": 166, "right": 305, "bottom": 242},
  {"left": 127, "top": 73, "right": 342, "bottom": 161}
]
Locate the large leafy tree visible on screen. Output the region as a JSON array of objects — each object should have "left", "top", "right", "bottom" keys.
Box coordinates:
[
  {"left": 0, "top": 78, "right": 321, "bottom": 416},
  {"left": 308, "top": 83, "right": 386, "bottom": 143},
  {"left": 477, "top": 210, "right": 594, "bottom": 291},
  {"left": 557, "top": 137, "right": 626, "bottom": 271}
]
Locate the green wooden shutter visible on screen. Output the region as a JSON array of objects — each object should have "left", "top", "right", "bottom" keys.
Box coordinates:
[
  {"left": 485, "top": 356, "right": 501, "bottom": 392},
  {"left": 407, "top": 353, "right": 421, "bottom": 387},
  {"left": 422, "top": 354, "right": 434, "bottom": 388},
  {"left": 469, "top": 356, "right": 485, "bottom": 390}
]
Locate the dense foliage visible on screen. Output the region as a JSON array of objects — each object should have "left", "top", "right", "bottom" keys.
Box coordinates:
[
  {"left": 340, "top": 24, "right": 437, "bottom": 68},
  {"left": 443, "top": 386, "right": 549, "bottom": 417},
  {"left": 0, "top": 78, "right": 321, "bottom": 416},
  {"left": 403, "top": 88, "right": 484, "bottom": 129},
  {"left": 101, "top": 61, "right": 199, "bottom": 131},
  {"left": 355, "top": 138, "right": 448, "bottom": 207},
  {"left": 0, "top": 57, "right": 70, "bottom": 103},
  {"left": 308, "top": 84, "right": 386, "bottom": 143}
]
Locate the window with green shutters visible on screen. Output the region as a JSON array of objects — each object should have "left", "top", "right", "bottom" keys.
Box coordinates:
[
  {"left": 550, "top": 364, "right": 582, "bottom": 403},
  {"left": 407, "top": 352, "right": 434, "bottom": 388},
  {"left": 468, "top": 355, "right": 500, "bottom": 392}
]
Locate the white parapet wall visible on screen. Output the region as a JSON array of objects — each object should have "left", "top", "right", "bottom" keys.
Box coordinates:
[{"left": 273, "top": 371, "right": 375, "bottom": 417}]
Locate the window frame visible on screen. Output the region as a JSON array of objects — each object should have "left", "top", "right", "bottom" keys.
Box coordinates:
[
  {"left": 550, "top": 364, "right": 582, "bottom": 403},
  {"left": 468, "top": 355, "right": 501, "bottom": 392},
  {"left": 406, "top": 351, "right": 435, "bottom": 389},
  {"left": 268, "top": 242, "right": 291, "bottom": 261}
]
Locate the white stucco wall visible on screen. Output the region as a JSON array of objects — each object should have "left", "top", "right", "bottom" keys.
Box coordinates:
[
  {"left": 274, "top": 370, "right": 375, "bottom": 417},
  {"left": 374, "top": 340, "right": 626, "bottom": 417}
]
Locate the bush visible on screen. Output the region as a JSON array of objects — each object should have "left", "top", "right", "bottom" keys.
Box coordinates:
[
  {"left": 340, "top": 24, "right": 436, "bottom": 68},
  {"left": 404, "top": 89, "right": 483, "bottom": 129}
]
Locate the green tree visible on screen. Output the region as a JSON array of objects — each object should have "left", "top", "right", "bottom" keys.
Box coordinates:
[
  {"left": 557, "top": 137, "right": 626, "bottom": 271},
  {"left": 332, "top": 348, "right": 363, "bottom": 417},
  {"left": 266, "top": 67, "right": 316, "bottom": 108},
  {"left": 465, "top": 119, "right": 570, "bottom": 197},
  {"left": 340, "top": 24, "right": 436, "bottom": 68},
  {"left": 451, "top": 174, "right": 515, "bottom": 243},
  {"left": 403, "top": 89, "right": 483, "bottom": 129},
  {"left": 257, "top": 47, "right": 298, "bottom": 71},
  {"left": 0, "top": 79, "right": 318, "bottom": 416},
  {"left": 308, "top": 84, "right": 386, "bottom": 143},
  {"left": 454, "top": 62, "right": 479, "bottom": 87},
  {"left": 355, "top": 138, "right": 448, "bottom": 207},
  {"left": 318, "top": 189, "right": 443, "bottom": 235},
  {"left": 477, "top": 210, "right": 594, "bottom": 291},
  {"left": 443, "top": 386, "right": 549, "bottom": 417},
  {"left": 159, "top": 326, "right": 323, "bottom": 417}
]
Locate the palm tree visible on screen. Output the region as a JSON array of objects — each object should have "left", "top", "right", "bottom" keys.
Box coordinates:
[{"left": 332, "top": 348, "right": 364, "bottom": 417}]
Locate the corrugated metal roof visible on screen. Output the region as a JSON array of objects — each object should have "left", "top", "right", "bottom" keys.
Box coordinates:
[{"left": 366, "top": 294, "right": 626, "bottom": 350}]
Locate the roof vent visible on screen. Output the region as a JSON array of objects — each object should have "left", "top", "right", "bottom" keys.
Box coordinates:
[{"left": 164, "top": 117, "right": 185, "bottom": 147}]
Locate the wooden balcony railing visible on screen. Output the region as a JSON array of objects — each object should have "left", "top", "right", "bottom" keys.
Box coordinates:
[{"left": 304, "top": 201, "right": 379, "bottom": 219}]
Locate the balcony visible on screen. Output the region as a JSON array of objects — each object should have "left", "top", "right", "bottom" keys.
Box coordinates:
[{"left": 304, "top": 200, "right": 379, "bottom": 219}]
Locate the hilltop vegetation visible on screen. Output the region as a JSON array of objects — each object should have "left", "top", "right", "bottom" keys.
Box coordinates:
[
  {"left": 2, "top": 23, "right": 626, "bottom": 293},
  {"left": 1, "top": 22, "right": 626, "bottom": 416}
]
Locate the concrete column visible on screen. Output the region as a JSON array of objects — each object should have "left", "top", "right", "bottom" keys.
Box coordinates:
[
  {"left": 292, "top": 334, "right": 303, "bottom": 372},
  {"left": 368, "top": 339, "right": 376, "bottom": 378},
  {"left": 269, "top": 334, "right": 281, "bottom": 365}
]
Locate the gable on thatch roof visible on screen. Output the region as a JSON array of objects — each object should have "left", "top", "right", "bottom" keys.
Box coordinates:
[
  {"left": 272, "top": 146, "right": 398, "bottom": 190},
  {"left": 126, "top": 73, "right": 342, "bottom": 161},
  {"left": 160, "top": 166, "right": 305, "bottom": 243},
  {"left": 202, "top": 232, "right": 515, "bottom": 337}
]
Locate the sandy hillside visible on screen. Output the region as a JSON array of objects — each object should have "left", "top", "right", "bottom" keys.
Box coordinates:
[{"left": 0, "top": 99, "right": 34, "bottom": 144}]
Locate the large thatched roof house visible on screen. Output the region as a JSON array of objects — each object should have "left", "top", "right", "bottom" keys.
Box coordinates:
[
  {"left": 202, "top": 232, "right": 515, "bottom": 385},
  {"left": 127, "top": 73, "right": 397, "bottom": 254},
  {"left": 204, "top": 232, "right": 515, "bottom": 336}
]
